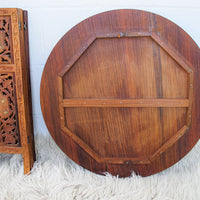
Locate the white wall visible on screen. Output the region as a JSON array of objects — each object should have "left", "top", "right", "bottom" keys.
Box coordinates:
[{"left": 0, "top": 0, "right": 200, "bottom": 135}]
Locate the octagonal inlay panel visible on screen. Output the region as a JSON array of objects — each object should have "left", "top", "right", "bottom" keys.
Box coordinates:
[{"left": 61, "top": 36, "right": 190, "bottom": 162}]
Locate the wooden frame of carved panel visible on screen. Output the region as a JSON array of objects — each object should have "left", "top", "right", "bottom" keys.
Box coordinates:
[{"left": 0, "top": 8, "right": 35, "bottom": 174}]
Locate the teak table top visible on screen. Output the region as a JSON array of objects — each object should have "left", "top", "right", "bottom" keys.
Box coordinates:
[{"left": 40, "top": 9, "right": 200, "bottom": 177}]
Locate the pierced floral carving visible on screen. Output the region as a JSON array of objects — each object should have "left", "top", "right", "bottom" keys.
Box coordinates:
[
  {"left": 0, "top": 17, "right": 12, "bottom": 64},
  {"left": 0, "top": 73, "right": 20, "bottom": 146}
]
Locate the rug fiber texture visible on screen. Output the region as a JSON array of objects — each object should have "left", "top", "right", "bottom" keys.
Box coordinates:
[{"left": 0, "top": 133, "right": 200, "bottom": 200}]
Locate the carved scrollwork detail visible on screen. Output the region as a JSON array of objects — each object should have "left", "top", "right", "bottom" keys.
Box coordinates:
[
  {"left": 0, "top": 73, "right": 20, "bottom": 146},
  {"left": 0, "top": 16, "right": 12, "bottom": 64}
]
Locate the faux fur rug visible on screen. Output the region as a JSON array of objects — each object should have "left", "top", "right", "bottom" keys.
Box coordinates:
[{"left": 0, "top": 134, "right": 200, "bottom": 200}]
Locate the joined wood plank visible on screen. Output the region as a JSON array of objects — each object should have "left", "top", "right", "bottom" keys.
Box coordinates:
[{"left": 62, "top": 99, "right": 189, "bottom": 107}]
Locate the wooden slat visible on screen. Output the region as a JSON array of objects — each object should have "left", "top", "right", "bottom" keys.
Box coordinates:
[
  {"left": 0, "top": 146, "right": 22, "bottom": 154},
  {"left": 151, "top": 33, "right": 193, "bottom": 74},
  {"left": 62, "top": 99, "right": 189, "bottom": 108},
  {"left": 58, "top": 35, "right": 96, "bottom": 77},
  {"left": 96, "top": 31, "right": 151, "bottom": 38},
  {"left": 0, "top": 65, "right": 15, "bottom": 72},
  {"left": 61, "top": 126, "right": 103, "bottom": 163},
  {"left": 150, "top": 125, "right": 189, "bottom": 161},
  {"left": 103, "top": 157, "right": 151, "bottom": 164},
  {"left": 186, "top": 72, "right": 194, "bottom": 126},
  {"left": 58, "top": 76, "right": 65, "bottom": 128}
]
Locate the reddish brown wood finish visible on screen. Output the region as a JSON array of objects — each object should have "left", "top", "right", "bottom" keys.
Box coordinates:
[
  {"left": 0, "top": 8, "right": 35, "bottom": 174},
  {"left": 40, "top": 9, "right": 200, "bottom": 177}
]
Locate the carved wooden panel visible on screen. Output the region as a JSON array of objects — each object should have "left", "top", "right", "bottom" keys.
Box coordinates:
[
  {"left": 40, "top": 9, "right": 200, "bottom": 177},
  {"left": 0, "top": 73, "right": 20, "bottom": 146},
  {"left": 0, "top": 16, "right": 13, "bottom": 64},
  {"left": 0, "top": 8, "right": 35, "bottom": 174}
]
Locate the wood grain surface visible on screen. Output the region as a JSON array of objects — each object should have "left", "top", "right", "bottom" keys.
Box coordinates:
[{"left": 40, "top": 9, "right": 200, "bottom": 177}]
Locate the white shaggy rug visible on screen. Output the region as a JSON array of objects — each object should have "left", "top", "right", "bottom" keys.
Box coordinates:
[{"left": 0, "top": 133, "right": 200, "bottom": 200}]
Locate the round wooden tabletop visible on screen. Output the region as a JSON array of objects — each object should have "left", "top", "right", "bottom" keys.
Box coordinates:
[{"left": 40, "top": 9, "right": 200, "bottom": 177}]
